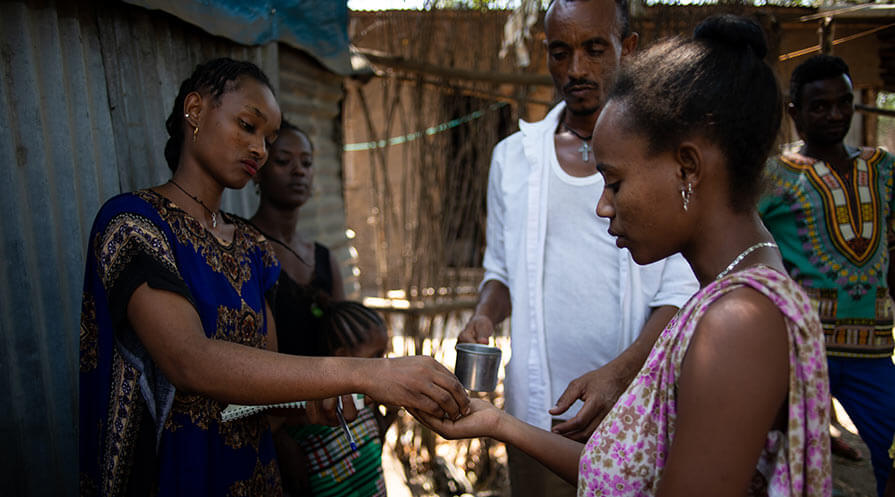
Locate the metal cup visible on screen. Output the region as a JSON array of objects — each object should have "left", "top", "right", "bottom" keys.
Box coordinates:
[{"left": 454, "top": 343, "right": 502, "bottom": 392}]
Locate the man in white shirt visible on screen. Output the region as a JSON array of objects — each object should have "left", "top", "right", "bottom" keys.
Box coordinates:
[{"left": 458, "top": 1, "right": 698, "bottom": 495}]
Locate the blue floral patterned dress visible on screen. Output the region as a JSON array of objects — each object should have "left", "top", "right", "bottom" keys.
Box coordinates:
[{"left": 79, "top": 189, "right": 282, "bottom": 496}]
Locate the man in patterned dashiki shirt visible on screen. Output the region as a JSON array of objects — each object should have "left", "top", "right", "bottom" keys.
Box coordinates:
[{"left": 758, "top": 54, "right": 895, "bottom": 496}]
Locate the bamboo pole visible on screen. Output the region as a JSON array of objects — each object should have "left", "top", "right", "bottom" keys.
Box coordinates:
[
  {"left": 357, "top": 48, "right": 553, "bottom": 86},
  {"left": 856, "top": 103, "right": 895, "bottom": 118}
]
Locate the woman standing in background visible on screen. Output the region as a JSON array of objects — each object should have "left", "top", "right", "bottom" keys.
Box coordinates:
[{"left": 251, "top": 120, "right": 346, "bottom": 357}]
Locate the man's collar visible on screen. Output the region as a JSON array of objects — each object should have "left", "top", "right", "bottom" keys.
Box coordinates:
[
  {"left": 519, "top": 101, "right": 566, "bottom": 137},
  {"left": 796, "top": 142, "right": 860, "bottom": 163}
]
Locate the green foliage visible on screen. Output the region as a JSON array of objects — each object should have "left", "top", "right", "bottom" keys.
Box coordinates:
[{"left": 879, "top": 92, "right": 895, "bottom": 110}]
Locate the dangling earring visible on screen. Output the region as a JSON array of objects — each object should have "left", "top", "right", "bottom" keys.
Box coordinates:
[
  {"left": 254, "top": 182, "right": 260, "bottom": 195},
  {"left": 681, "top": 182, "right": 693, "bottom": 211},
  {"left": 185, "top": 114, "right": 199, "bottom": 143}
]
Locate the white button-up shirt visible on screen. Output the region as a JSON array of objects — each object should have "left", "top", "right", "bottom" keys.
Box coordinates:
[{"left": 482, "top": 102, "right": 699, "bottom": 429}]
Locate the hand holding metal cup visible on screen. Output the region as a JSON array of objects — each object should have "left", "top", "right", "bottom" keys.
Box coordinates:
[{"left": 454, "top": 343, "right": 502, "bottom": 392}]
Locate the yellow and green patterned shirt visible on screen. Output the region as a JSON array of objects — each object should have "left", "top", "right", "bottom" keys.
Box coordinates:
[{"left": 759, "top": 147, "right": 895, "bottom": 358}]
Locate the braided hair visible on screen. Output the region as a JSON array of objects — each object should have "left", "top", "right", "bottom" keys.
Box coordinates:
[
  {"left": 309, "top": 296, "right": 388, "bottom": 357},
  {"left": 164, "top": 58, "right": 275, "bottom": 172}
]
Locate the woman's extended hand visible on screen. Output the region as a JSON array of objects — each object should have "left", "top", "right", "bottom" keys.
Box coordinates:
[
  {"left": 362, "top": 356, "right": 470, "bottom": 420},
  {"left": 409, "top": 398, "right": 502, "bottom": 440}
]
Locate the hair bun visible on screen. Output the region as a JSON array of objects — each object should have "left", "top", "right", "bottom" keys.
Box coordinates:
[{"left": 694, "top": 14, "right": 767, "bottom": 59}]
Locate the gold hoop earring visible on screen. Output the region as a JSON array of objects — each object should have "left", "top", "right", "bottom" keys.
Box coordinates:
[{"left": 193, "top": 125, "right": 199, "bottom": 143}]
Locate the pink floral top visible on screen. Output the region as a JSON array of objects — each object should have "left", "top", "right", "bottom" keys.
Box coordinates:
[{"left": 578, "top": 266, "right": 831, "bottom": 496}]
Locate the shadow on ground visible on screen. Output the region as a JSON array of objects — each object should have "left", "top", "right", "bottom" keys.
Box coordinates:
[{"left": 832, "top": 419, "right": 877, "bottom": 497}]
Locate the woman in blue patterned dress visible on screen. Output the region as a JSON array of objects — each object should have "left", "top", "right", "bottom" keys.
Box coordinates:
[{"left": 79, "top": 58, "right": 469, "bottom": 496}]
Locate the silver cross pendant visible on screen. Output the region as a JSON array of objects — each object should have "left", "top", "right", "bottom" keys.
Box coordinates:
[{"left": 578, "top": 141, "right": 591, "bottom": 162}]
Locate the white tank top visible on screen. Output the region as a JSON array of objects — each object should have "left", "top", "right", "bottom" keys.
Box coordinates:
[{"left": 542, "top": 153, "right": 621, "bottom": 420}]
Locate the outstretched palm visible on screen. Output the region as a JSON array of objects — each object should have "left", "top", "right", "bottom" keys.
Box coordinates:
[{"left": 409, "top": 398, "right": 503, "bottom": 440}]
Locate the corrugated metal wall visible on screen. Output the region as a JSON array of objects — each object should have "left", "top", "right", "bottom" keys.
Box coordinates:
[
  {"left": 1, "top": 3, "right": 114, "bottom": 493},
  {"left": 0, "top": 1, "right": 348, "bottom": 494}
]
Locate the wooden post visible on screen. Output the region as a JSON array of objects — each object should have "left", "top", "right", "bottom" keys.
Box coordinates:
[
  {"left": 863, "top": 88, "right": 879, "bottom": 148},
  {"left": 820, "top": 16, "right": 835, "bottom": 54}
]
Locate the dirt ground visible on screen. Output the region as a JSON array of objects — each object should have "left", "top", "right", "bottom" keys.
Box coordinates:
[
  {"left": 834, "top": 427, "right": 877, "bottom": 497},
  {"left": 832, "top": 401, "right": 879, "bottom": 497}
]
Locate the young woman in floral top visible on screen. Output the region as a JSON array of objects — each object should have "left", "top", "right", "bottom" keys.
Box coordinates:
[{"left": 414, "top": 15, "right": 831, "bottom": 497}]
